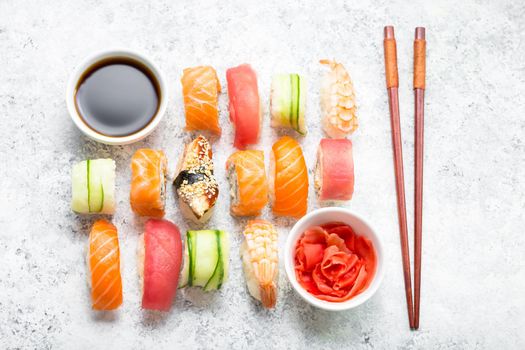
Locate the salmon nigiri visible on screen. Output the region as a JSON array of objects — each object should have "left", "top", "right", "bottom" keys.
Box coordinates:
[
  {"left": 88, "top": 220, "right": 123, "bottom": 311},
  {"left": 226, "top": 64, "right": 261, "bottom": 149},
  {"left": 181, "top": 66, "right": 221, "bottom": 135},
  {"left": 270, "top": 136, "right": 308, "bottom": 218},
  {"left": 226, "top": 150, "right": 268, "bottom": 216},
  {"left": 130, "top": 149, "right": 167, "bottom": 217}
]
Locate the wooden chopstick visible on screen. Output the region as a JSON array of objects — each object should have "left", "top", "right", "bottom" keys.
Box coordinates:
[
  {"left": 383, "top": 25, "right": 415, "bottom": 329},
  {"left": 413, "top": 26, "right": 426, "bottom": 330}
]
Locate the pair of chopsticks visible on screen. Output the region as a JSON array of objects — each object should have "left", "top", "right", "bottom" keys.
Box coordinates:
[{"left": 383, "top": 26, "right": 426, "bottom": 330}]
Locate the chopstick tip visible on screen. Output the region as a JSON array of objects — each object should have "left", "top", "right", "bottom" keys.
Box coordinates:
[
  {"left": 384, "top": 26, "right": 395, "bottom": 39},
  {"left": 415, "top": 27, "right": 426, "bottom": 40}
]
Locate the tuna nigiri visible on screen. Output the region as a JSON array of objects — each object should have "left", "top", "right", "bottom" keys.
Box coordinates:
[
  {"left": 240, "top": 220, "right": 278, "bottom": 308},
  {"left": 137, "top": 219, "right": 183, "bottom": 311},
  {"left": 181, "top": 66, "right": 221, "bottom": 135},
  {"left": 315, "top": 139, "right": 354, "bottom": 203},
  {"left": 130, "top": 149, "right": 167, "bottom": 217},
  {"left": 87, "top": 220, "right": 122, "bottom": 311},
  {"left": 226, "top": 150, "right": 268, "bottom": 216},
  {"left": 226, "top": 64, "right": 261, "bottom": 149},
  {"left": 270, "top": 136, "right": 308, "bottom": 218}
]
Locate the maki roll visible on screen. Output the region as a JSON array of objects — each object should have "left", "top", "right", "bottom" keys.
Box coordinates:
[
  {"left": 319, "top": 59, "right": 358, "bottom": 138},
  {"left": 71, "top": 158, "right": 115, "bottom": 214},
  {"left": 174, "top": 136, "right": 219, "bottom": 224},
  {"left": 87, "top": 220, "right": 122, "bottom": 310},
  {"left": 315, "top": 139, "right": 354, "bottom": 203},
  {"left": 270, "top": 136, "right": 309, "bottom": 219},
  {"left": 226, "top": 150, "right": 268, "bottom": 217},
  {"left": 179, "top": 230, "right": 229, "bottom": 291},
  {"left": 270, "top": 73, "right": 307, "bottom": 135},
  {"left": 226, "top": 64, "right": 262, "bottom": 149},
  {"left": 137, "top": 219, "right": 183, "bottom": 311},
  {"left": 240, "top": 220, "right": 278, "bottom": 308},
  {"left": 130, "top": 149, "right": 167, "bottom": 217},
  {"left": 181, "top": 66, "right": 222, "bottom": 135}
]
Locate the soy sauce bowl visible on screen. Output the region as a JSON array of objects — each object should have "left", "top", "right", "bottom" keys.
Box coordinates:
[
  {"left": 284, "top": 207, "right": 385, "bottom": 311},
  {"left": 66, "top": 49, "right": 168, "bottom": 145}
]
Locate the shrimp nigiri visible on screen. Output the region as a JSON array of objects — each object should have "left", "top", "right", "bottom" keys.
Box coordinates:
[
  {"left": 240, "top": 220, "right": 278, "bottom": 308},
  {"left": 320, "top": 59, "right": 358, "bottom": 138}
]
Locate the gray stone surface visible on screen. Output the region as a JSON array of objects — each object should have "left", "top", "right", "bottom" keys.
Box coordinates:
[{"left": 1, "top": 0, "right": 524, "bottom": 349}]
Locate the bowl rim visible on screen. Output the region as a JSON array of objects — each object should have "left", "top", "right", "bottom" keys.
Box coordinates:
[
  {"left": 284, "top": 207, "right": 385, "bottom": 311},
  {"left": 65, "top": 48, "right": 168, "bottom": 145}
]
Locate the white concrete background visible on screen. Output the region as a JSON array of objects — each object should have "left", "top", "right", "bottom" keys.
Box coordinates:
[{"left": 0, "top": 0, "right": 524, "bottom": 349}]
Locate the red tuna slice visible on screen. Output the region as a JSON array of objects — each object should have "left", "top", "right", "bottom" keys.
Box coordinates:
[
  {"left": 142, "top": 219, "right": 183, "bottom": 311},
  {"left": 317, "top": 139, "right": 354, "bottom": 201},
  {"left": 226, "top": 64, "right": 261, "bottom": 149}
]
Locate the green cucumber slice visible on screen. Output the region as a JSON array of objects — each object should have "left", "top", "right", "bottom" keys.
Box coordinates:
[
  {"left": 71, "top": 161, "right": 89, "bottom": 213},
  {"left": 191, "top": 230, "right": 219, "bottom": 287},
  {"left": 218, "top": 230, "right": 229, "bottom": 288},
  {"left": 88, "top": 160, "right": 105, "bottom": 213},
  {"left": 179, "top": 230, "right": 229, "bottom": 291},
  {"left": 297, "top": 76, "right": 307, "bottom": 135},
  {"left": 203, "top": 231, "right": 223, "bottom": 291},
  {"left": 290, "top": 74, "right": 299, "bottom": 131}
]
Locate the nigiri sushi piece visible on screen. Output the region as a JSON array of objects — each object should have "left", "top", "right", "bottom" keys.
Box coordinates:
[
  {"left": 270, "top": 73, "right": 307, "bottom": 135},
  {"left": 270, "top": 136, "right": 308, "bottom": 219},
  {"left": 137, "top": 219, "right": 183, "bottom": 311},
  {"left": 179, "top": 230, "right": 229, "bottom": 291},
  {"left": 174, "top": 136, "right": 218, "bottom": 223},
  {"left": 226, "top": 150, "right": 268, "bottom": 216},
  {"left": 72, "top": 159, "right": 115, "bottom": 214},
  {"left": 87, "top": 220, "right": 122, "bottom": 310},
  {"left": 130, "top": 149, "right": 167, "bottom": 218},
  {"left": 320, "top": 59, "right": 358, "bottom": 138},
  {"left": 181, "top": 66, "right": 222, "bottom": 135},
  {"left": 226, "top": 64, "right": 261, "bottom": 149},
  {"left": 315, "top": 139, "right": 354, "bottom": 203},
  {"left": 240, "top": 220, "right": 278, "bottom": 308}
]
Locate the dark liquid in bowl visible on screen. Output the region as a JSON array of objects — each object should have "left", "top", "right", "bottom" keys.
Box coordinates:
[{"left": 75, "top": 58, "right": 160, "bottom": 137}]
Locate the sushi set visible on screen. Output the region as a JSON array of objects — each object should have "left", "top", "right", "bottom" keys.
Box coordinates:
[{"left": 67, "top": 25, "right": 426, "bottom": 329}]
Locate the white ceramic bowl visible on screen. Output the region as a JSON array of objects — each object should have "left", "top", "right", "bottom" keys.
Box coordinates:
[
  {"left": 284, "top": 207, "right": 385, "bottom": 311},
  {"left": 66, "top": 49, "right": 168, "bottom": 145}
]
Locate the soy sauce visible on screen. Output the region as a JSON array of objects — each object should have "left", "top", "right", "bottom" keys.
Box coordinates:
[{"left": 75, "top": 57, "right": 160, "bottom": 137}]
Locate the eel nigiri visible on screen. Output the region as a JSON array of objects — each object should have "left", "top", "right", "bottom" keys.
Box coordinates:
[
  {"left": 181, "top": 66, "right": 222, "bottom": 135},
  {"left": 130, "top": 149, "right": 167, "bottom": 218},
  {"left": 226, "top": 150, "right": 268, "bottom": 216},
  {"left": 174, "top": 136, "right": 219, "bottom": 223},
  {"left": 240, "top": 220, "right": 278, "bottom": 308},
  {"left": 87, "top": 220, "right": 122, "bottom": 310},
  {"left": 315, "top": 139, "right": 354, "bottom": 203},
  {"left": 72, "top": 159, "right": 115, "bottom": 214},
  {"left": 270, "top": 136, "right": 308, "bottom": 218},
  {"left": 270, "top": 73, "right": 307, "bottom": 135},
  {"left": 179, "top": 230, "right": 229, "bottom": 291},
  {"left": 320, "top": 59, "right": 358, "bottom": 138},
  {"left": 226, "top": 64, "right": 261, "bottom": 149},
  {"left": 137, "top": 219, "right": 183, "bottom": 311}
]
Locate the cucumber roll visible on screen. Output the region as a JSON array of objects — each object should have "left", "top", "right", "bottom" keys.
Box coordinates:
[
  {"left": 71, "top": 159, "right": 115, "bottom": 214},
  {"left": 179, "top": 230, "right": 229, "bottom": 291},
  {"left": 270, "top": 74, "right": 307, "bottom": 135}
]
